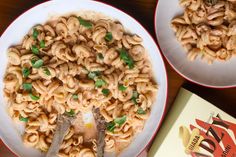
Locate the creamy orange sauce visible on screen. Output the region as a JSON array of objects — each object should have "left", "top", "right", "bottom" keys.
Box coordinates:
[{"left": 116, "top": 141, "right": 130, "bottom": 154}]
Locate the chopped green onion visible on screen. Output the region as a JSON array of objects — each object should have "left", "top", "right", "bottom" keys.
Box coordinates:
[
  {"left": 114, "top": 116, "right": 127, "bottom": 126},
  {"left": 95, "top": 79, "right": 106, "bottom": 88},
  {"left": 19, "top": 115, "right": 28, "bottom": 122},
  {"left": 31, "top": 55, "right": 39, "bottom": 64},
  {"left": 65, "top": 109, "right": 75, "bottom": 117},
  {"left": 106, "top": 115, "right": 127, "bottom": 132},
  {"left": 119, "top": 48, "right": 134, "bottom": 69},
  {"left": 40, "top": 40, "right": 45, "bottom": 48},
  {"left": 29, "top": 93, "right": 40, "bottom": 101},
  {"left": 118, "top": 84, "right": 127, "bottom": 91},
  {"left": 32, "top": 28, "right": 39, "bottom": 40},
  {"left": 43, "top": 67, "right": 51, "bottom": 76},
  {"left": 97, "top": 53, "right": 104, "bottom": 60},
  {"left": 31, "top": 58, "right": 36, "bottom": 65},
  {"left": 88, "top": 71, "right": 101, "bottom": 80},
  {"left": 102, "top": 89, "right": 110, "bottom": 96},
  {"left": 78, "top": 17, "right": 92, "bottom": 28},
  {"left": 31, "top": 45, "right": 39, "bottom": 55},
  {"left": 22, "top": 67, "right": 30, "bottom": 78},
  {"left": 131, "top": 91, "right": 139, "bottom": 105},
  {"left": 105, "top": 32, "right": 113, "bottom": 41},
  {"left": 106, "top": 121, "right": 116, "bottom": 132},
  {"left": 137, "top": 108, "right": 146, "bottom": 114},
  {"left": 72, "top": 94, "right": 78, "bottom": 100},
  {"left": 22, "top": 83, "right": 32, "bottom": 91},
  {"left": 31, "top": 59, "right": 43, "bottom": 69}
]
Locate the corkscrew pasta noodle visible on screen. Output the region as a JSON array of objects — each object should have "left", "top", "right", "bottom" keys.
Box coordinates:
[
  {"left": 3, "top": 13, "right": 158, "bottom": 156},
  {"left": 171, "top": 0, "right": 236, "bottom": 64}
]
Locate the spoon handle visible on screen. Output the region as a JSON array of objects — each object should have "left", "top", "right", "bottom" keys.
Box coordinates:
[
  {"left": 93, "top": 107, "right": 106, "bottom": 157},
  {"left": 46, "top": 115, "right": 72, "bottom": 157}
]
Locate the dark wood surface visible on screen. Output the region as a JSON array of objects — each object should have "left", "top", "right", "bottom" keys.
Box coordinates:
[{"left": 0, "top": 0, "right": 235, "bottom": 156}]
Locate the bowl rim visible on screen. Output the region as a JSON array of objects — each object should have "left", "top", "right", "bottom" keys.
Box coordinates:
[
  {"left": 0, "top": 0, "right": 169, "bottom": 157},
  {"left": 154, "top": 0, "right": 236, "bottom": 89}
]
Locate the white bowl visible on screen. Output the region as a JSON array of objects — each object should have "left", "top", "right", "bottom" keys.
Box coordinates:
[
  {"left": 0, "top": 0, "right": 168, "bottom": 157},
  {"left": 155, "top": 0, "right": 236, "bottom": 88}
]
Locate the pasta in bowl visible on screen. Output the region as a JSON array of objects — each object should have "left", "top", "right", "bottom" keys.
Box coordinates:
[
  {"left": 155, "top": 0, "right": 236, "bottom": 87},
  {"left": 0, "top": 1, "right": 167, "bottom": 157},
  {"left": 4, "top": 14, "right": 157, "bottom": 156},
  {"left": 171, "top": 0, "right": 236, "bottom": 64}
]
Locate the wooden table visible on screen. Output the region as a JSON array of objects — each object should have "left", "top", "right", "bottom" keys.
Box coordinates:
[{"left": 0, "top": 0, "right": 235, "bottom": 156}]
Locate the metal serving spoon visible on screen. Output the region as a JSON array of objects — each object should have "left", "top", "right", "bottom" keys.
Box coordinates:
[
  {"left": 46, "top": 108, "right": 106, "bottom": 157},
  {"left": 46, "top": 115, "right": 75, "bottom": 157},
  {"left": 92, "top": 107, "right": 106, "bottom": 157}
]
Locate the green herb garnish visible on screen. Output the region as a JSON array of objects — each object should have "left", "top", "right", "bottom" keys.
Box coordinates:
[
  {"left": 31, "top": 59, "right": 43, "bottom": 69},
  {"left": 31, "top": 45, "right": 39, "bottom": 55},
  {"left": 106, "top": 121, "right": 116, "bottom": 132},
  {"left": 65, "top": 109, "right": 75, "bottom": 117},
  {"left": 31, "top": 58, "right": 36, "bottom": 65},
  {"left": 118, "top": 84, "right": 127, "bottom": 91},
  {"left": 114, "top": 116, "right": 127, "bottom": 126},
  {"left": 106, "top": 115, "right": 127, "bottom": 132},
  {"left": 22, "top": 83, "right": 32, "bottom": 91},
  {"left": 40, "top": 40, "right": 45, "bottom": 48},
  {"left": 43, "top": 67, "right": 51, "bottom": 76},
  {"left": 78, "top": 17, "right": 93, "bottom": 28},
  {"left": 137, "top": 107, "right": 146, "bottom": 114},
  {"left": 105, "top": 32, "right": 113, "bottom": 41},
  {"left": 131, "top": 91, "right": 139, "bottom": 104},
  {"left": 95, "top": 79, "right": 106, "bottom": 88},
  {"left": 32, "top": 28, "right": 39, "bottom": 40},
  {"left": 29, "top": 93, "right": 40, "bottom": 101},
  {"left": 19, "top": 115, "right": 28, "bottom": 122},
  {"left": 88, "top": 71, "right": 101, "bottom": 80},
  {"left": 72, "top": 94, "right": 78, "bottom": 100},
  {"left": 119, "top": 48, "right": 134, "bottom": 69},
  {"left": 22, "top": 67, "right": 30, "bottom": 78},
  {"left": 102, "top": 89, "right": 110, "bottom": 96},
  {"left": 97, "top": 53, "right": 104, "bottom": 60}
]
